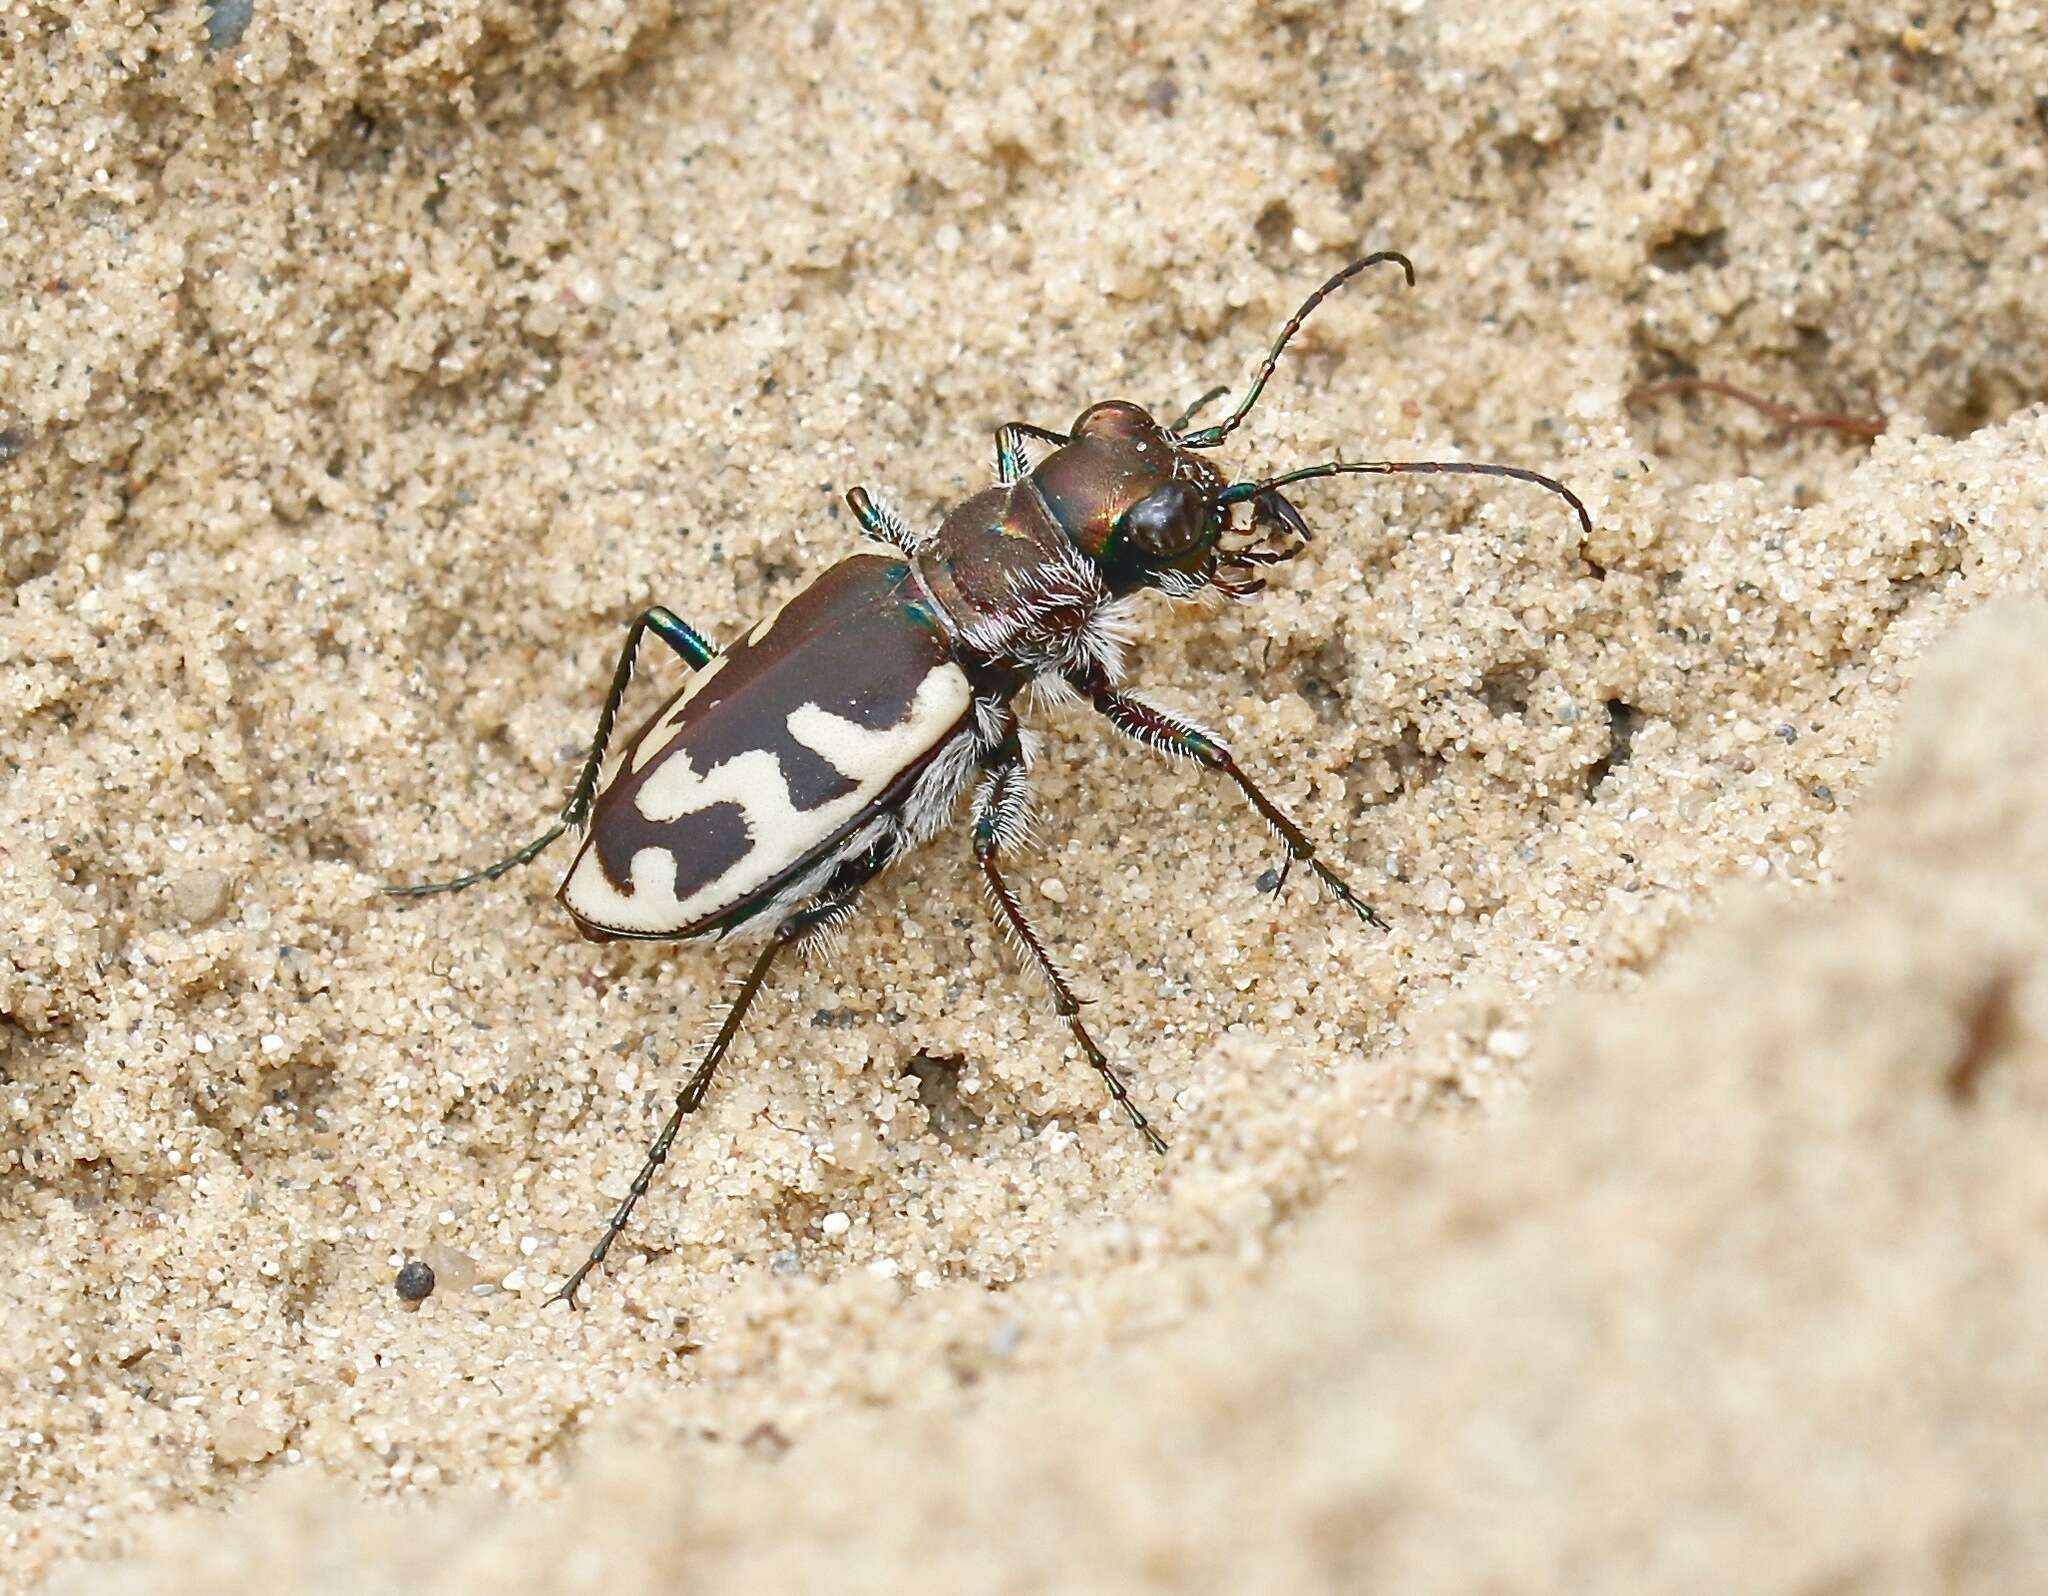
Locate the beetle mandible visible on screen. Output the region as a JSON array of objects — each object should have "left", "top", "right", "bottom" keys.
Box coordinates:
[{"left": 387, "top": 251, "right": 1591, "bottom": 1306}]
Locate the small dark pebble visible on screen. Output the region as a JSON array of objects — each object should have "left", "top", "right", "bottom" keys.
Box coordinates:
[
  {"left": 1775, "top": 724, "right": 1798, "bottom": 743},
  {"left": 0, "top": 428, "right": 26, "bottom": 461},
  {"left": 205, "top": 0, "right": 253, "bottom": 51},
  {"left": 742, "top": 1421, "right": 792, "bottom": 1461},
  {"left": 394, "top": 1260, "right": 436, "bottom": 1302},
  {"left": 1255, "top": 868, "right": 1283, "bottom": 894}
]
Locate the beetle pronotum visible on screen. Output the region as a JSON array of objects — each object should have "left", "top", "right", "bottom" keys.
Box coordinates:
[{"left": 388, "top": 252, "right": 1590, "bottom": 1305}]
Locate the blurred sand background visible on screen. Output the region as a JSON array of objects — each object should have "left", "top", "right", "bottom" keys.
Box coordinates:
[{"left": 5, "top": 1, "right": 2048, "bottom": 1590}]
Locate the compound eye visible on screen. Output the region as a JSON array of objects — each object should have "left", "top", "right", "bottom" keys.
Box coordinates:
[{"left": 1122, "top": 481, "right": 1206, "bottom": 558}]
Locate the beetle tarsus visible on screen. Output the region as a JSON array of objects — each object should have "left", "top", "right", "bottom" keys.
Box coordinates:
[
  {"left": 383, "top": 605, "right": 713, "bottom": 900},
  {"left": 1074, "top": 674, "right": 1391, "bottom": 938},
  {"left": 382, "top": 820, "right": 568, "bottom": 897},
  {"left": 550, "top": 930, "right": 786, "bottom": 1306},
  {"left": 551, "top": 1043, "right": 728, "bottom": 1309},
  {"left": 1308, "top": 857, "right": 1391, "bottom": 932}
]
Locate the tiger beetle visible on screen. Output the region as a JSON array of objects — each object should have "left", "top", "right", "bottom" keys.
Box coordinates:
[{"left": 385, "top": 251, "right": 1590, "bottom": 1307}]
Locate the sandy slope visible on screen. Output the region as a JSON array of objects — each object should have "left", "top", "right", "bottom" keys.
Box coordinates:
[{"left": 5, "top": 2, "right": 2046, "bottom": 1589}]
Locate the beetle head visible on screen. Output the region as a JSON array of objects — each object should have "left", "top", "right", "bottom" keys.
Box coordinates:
[
  {"left": 1050, "top": 254, "right": 1592, "bottom": 605},
  {"left": 1054, "top": 400, "right": 1234, "bottom": 598},
  {"left": 1178, "top": 252, "right": 1590, "bottom": 586},
  {"left": 1048, "top": 399, "right": 1311, "bottom": 602}
]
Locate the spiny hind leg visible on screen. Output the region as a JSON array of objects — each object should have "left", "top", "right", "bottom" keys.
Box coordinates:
[
  {"left": 970, "top": 719, "right": 1166, "bottom": 1154},
  {"left": 552, "top": 834, "right": 897, "bottom": 1307},
  {"left": 383, "top": 606, "right": 716, "bottom": 898}
]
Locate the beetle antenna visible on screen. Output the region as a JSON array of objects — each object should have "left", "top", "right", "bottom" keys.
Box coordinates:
[
  {"left": 1178, "top": 252, "right": 1416, "bottom": 450},
  {"left": 1167, "top": 384, "right": 1231, "bottom": 435},
  {"left": 1219, "top": 457, "right": 1592, "bottom": 535}
]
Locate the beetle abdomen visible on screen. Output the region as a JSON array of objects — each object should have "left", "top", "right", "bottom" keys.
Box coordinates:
[{"left": 558, "top": 555, "right": 971, "bottom": 940}]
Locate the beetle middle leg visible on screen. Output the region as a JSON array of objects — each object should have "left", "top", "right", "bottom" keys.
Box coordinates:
[
  {"left": 970, "top": 722, "right": 1168, "bottom": 1155},
  {"left": 1069, "top": 670, "right": 1389, "bottom": 933},
  {"left": 384, "top": 606, "right": 716, "bottom": 898},
  {"left": 551, "top": 835, "right": 895, "bottom": 1307}
]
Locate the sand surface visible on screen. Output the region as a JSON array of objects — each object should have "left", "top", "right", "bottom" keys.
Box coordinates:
[{"left": 5, "top": 2, "right": 2047, "bottom": 1590}]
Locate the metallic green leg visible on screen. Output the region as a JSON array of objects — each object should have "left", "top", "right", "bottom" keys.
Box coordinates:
[{"left": 383, "top": 606, "right": 714, "bottom": 898}]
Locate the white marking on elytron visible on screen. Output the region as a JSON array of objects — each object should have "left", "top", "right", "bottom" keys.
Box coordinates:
[
  {"left": 562, "top": 663, "right": 971, "bottom": 936},
  {"left": 633, "top": 578, "right": 820, "bottom": 774},
  {"left": 631, "top": 648, "right": 733, "bottom": 772}
]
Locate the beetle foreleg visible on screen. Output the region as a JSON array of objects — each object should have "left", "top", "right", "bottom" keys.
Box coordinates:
[
  {"left": 993, "top": 422, "right": 1071, "bottom": 485},
  {"left": 552, "top": 836, "right": 895, "bottom": 1308},
  {"left": 971, "top": 731, "right": 1167, "bottom": 1156},
  {"left": 383, "top": 606, "right": 715, "bottom": 899},
  {"left": 1071, "top": 674, "right": 1390, "bottom": 934}
]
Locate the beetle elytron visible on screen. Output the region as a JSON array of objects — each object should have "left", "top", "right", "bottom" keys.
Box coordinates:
[{"left": 388, "top": 252, "right": 1590, "bottom": 1306}]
